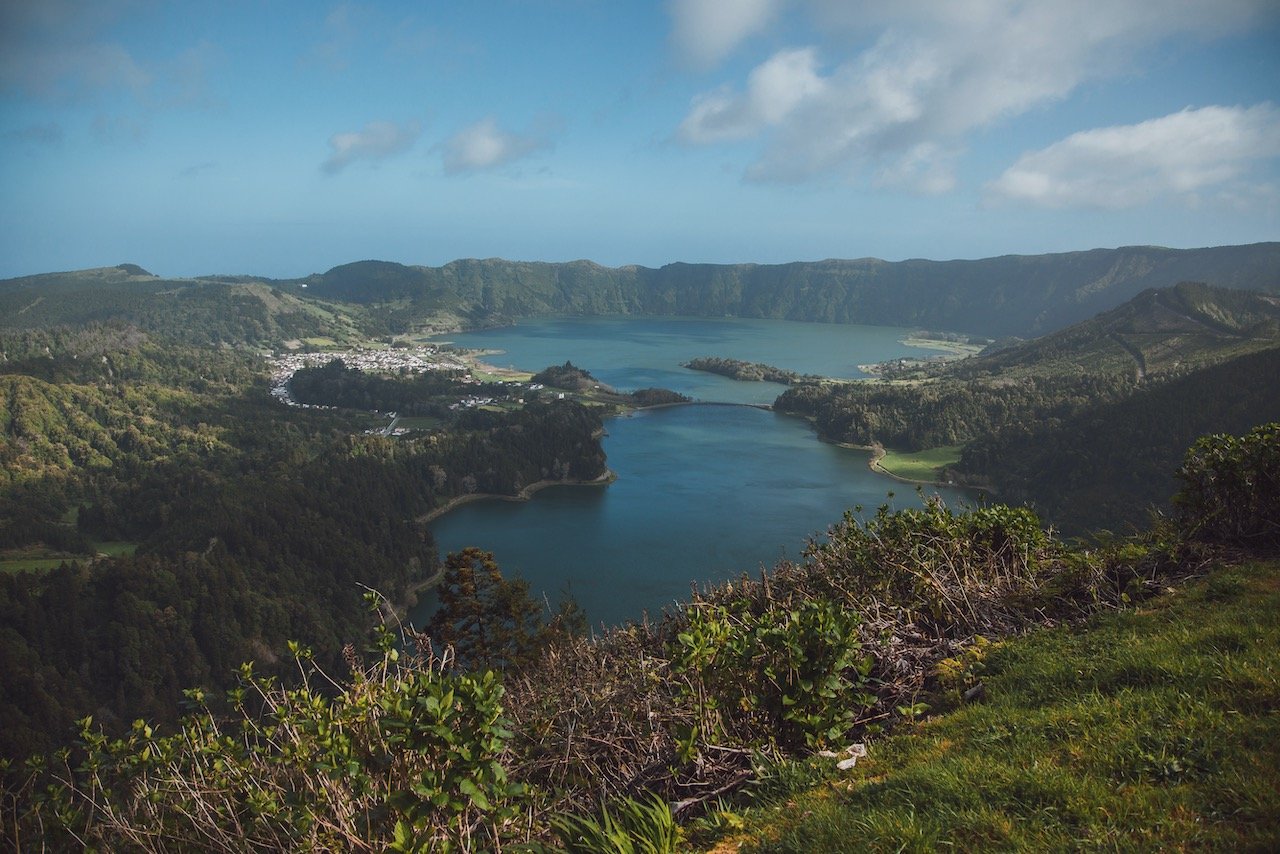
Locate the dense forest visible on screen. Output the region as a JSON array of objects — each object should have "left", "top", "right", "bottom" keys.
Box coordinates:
[
  {"left": 684, "top": 356, "right": 815, "bottom": 385},
  {"left": 776, "top": 282, "right": 1280, "bottom": 533},
  {"left": 0, "top": 325, "right": 608, "bottom": 757},
  {"left": 288, "top": 357, "right": 509, "bottom": 417},
  {"left": 952, "top": 346, "right": 1280, "bottom": 534}
]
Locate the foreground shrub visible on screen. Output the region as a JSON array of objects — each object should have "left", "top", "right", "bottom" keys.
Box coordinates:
[
  {"left": 2, "top": 602, "right": 526, "bottom": 852},
  {"left": 671, "top": 597, "right": 872, "bottom": 753},
  {"left": 1176, "top": 422, "right": 1280, "bottom": 547},
  {"left": 802, "top": 500, "right": 1061, "bottom": 636}
]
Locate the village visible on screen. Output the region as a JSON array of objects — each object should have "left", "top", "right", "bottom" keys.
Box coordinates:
[{"left": 266, "top": 344, "right": 552, "bottom": 435}]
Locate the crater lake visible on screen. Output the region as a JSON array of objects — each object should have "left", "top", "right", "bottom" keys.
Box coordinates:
[{"left": 412, "top": 317, "right": 973, "bottom": 627}]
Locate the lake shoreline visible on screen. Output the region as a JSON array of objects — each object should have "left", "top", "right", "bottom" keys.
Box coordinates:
[
  {"left": 418, "top": 468, "right": 618, "bottom": 526},
  {"left": 396, "top": 469, "right": 619, "bottom": 620}
]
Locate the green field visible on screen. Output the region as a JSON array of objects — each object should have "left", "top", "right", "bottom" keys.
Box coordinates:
[
  {"left": 395, "top": 415, "right": 443, "bottom": 430},
  {"left": 877, "top": 445, "right": 963, "bottom": 482},
  {"left": 0, "top": 540, "right": 137, "bottom": 574},
  {"left": 697, "top": 560, "right": 1280, "bottom": 852},
  {"left": 94, "top": 541, "right": 138, "bottom": 558},
  {"left": 0, "top": 556, "right": 79, "bottom": 574}
]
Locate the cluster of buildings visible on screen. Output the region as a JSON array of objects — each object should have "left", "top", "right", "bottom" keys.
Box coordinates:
[{"left": 267, "top": 345, "right": 467, "bottom": 407}]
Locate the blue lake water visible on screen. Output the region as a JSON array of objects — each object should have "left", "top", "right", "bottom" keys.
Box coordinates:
[
  {"left": 435, "top": 316, "right": 944, "bottom": 405},
  {"left": 412, "top": 317, "right": 971, "bottom": 628}
]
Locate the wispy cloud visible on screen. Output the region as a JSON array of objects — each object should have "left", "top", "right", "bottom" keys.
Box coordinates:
[
  {"left": 180, "top": 161, "right": 219, "bottom": 178},
  {"left": 91, "top": 113, "right": 147, "bottom": 144},
  {"left": 987, "top": 104, "right": 1280, "bottom": 209},
  {"left": 1, "top": 40, "right": 150, "bottom": 101},
  {"left": 439, "top": 117, "right": 555, "bottom": 175},
  {"left": 0, "top": 1, "right": 224, "bottom": 113},
  {"left": 668, "top": 0, "right": 782, "bottom": 69},
  {"left": 673, "top": 0, "right": 1273, "bottom": 189},
  {"left": 5, "top": 122, "right": 64, "bottom": 146},
  {"left": 304, "top": 3, "right": 361, "bottom": 72},
  {"left": 321, "top": 119, "right": 421, "bottom": 174}
]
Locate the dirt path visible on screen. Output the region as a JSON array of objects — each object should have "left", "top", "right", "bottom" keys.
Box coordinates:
[{"left": 1109, "top": 332, "right": 1147, "bottom": 381}]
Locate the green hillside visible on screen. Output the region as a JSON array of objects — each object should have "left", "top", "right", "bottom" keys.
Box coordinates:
[
  {"left": 953, "top": 345, "right": 1280, "bottom": 535},
  {"left": 947, "top": 281, "right": 1280, "bottom": 380},
  {"left": 0, "top": 329, "right": 609, "bottom": 759},
  {"left": 700, "top": 558, "right": 1280, "bottom": 852},
  {"left": 777, "top": 282, "right": 1280, "bottom": 533},
  {"left": 0, "top": 265, "right": 372, "bottom": 347}
]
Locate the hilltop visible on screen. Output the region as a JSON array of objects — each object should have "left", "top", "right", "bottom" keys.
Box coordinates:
[{"left": 947, "top": 281, "right": 1280, "bottom": 380}]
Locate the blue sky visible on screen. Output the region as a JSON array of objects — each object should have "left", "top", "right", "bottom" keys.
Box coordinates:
[{"left": 1, "top": 0, "right": 1278, "bottom": 279}]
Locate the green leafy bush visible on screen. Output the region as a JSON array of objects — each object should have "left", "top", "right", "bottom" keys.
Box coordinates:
[
  {"left": 3, "top": 597, "right": 526, "bottom": 852},
  {"left": 1175, "top": 422, "right": 1280, "bottom": 546},
  {"left": 671, "top": 597, "right": 872, "bottom": 751}
]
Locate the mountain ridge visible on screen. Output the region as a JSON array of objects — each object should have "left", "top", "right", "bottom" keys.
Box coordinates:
[
  {"left": 290, "top": 242, "right": 1280, "bottom": 338},
  {"left": 4, "top": 242, "right": 1279, "bottom": 343}
]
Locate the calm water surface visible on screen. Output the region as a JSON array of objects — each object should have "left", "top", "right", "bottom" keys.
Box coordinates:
[
  {"left": 434, "top": 316, "right": 945, "bottom": 404},
  {"left": 412, "top": 317, "right": 970, "bottom": 628}
]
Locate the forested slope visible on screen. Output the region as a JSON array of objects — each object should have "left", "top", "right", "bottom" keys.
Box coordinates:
[
  {"left": 0, "top": 326, "right": 608, "bottom": 757},
  {"left": 776, "top": 283, "right": 1280, "bottom": 534},
  {"left": 953, "top": 345, "right": 1280, "bottom": 535}
]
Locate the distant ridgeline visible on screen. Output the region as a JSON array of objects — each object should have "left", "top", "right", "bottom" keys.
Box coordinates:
[
  {"left": 2, "top": 245, "right": 1279, "bottom": 343},
  {"left": 290, "top": 244, "right": 1280, "bottom": 338}
]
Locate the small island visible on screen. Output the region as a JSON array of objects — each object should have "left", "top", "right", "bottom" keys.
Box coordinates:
[
  {"left": 683, "top": 356, "right": 818, "bottom": 385},
  {"left": 533, "top": 361, "right": 690, "bottom": 407}
]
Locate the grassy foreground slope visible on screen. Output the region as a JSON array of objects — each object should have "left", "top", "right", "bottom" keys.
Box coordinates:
[{"left": 709, "top": 558, "right": 1280, "bottom": 852}]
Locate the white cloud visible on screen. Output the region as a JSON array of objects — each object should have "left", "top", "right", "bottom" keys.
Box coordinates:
[
  {"left": 322, "top": 119, "right": 420, "bottom": 174},
  {"left": 678, "top": 48, "right": 825, "bottom": 143},
  {"left": 987, "top": 104, "right": 1280, "bottom": 209},
  {"left": 440, "top": 117, "right": 552, "bottom": 175},
  {"left": 668, "top": 0, "right": 783, "bottom": 68},
  {"left": 674, "top": 0, "right": 1274, "bottom": 186}
]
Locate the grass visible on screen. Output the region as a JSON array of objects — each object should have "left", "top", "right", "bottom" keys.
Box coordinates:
[
  {"left": 695, "top": 560, "right": 1280, "bottom": 852},
  {"left": 395, "top": 415, "right": 443, "bottom": 430},
  {"left": 0, "top": 556, "right": 79, "bottom": 574},
  {"left": 93, "top": 540, "right": 138, "bottom": 557},
  {"left": 876, "top": 445, "right": 963, "bottom": 482},
  {"left": 0, "top": 540, "right": 137, "bottom": 574}
]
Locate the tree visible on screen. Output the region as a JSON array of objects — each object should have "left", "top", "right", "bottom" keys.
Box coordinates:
[{"left": 428, "top": 547, "right": 543, "bottom": 671}]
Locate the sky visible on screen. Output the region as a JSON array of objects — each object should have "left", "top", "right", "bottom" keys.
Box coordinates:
[{"left": 1, "top": 0, "right": 1278, "bottom": 279}]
